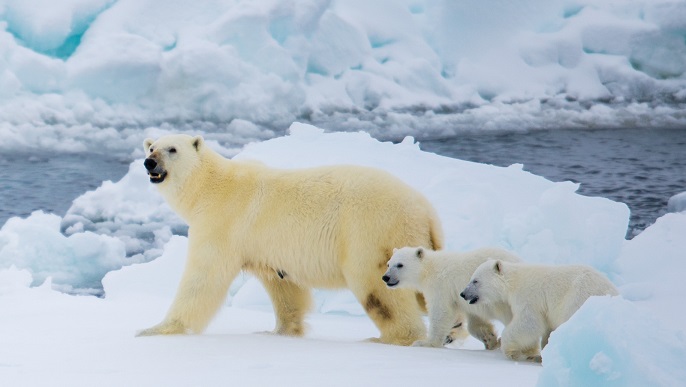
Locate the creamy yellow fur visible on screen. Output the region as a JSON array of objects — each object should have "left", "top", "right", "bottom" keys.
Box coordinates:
[{"left": 137, "top": 134, "right": 443, "bottom": 345}]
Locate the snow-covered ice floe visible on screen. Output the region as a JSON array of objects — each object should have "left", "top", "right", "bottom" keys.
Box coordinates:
[{"left": 1, "top": 123, "right": 685, "bottom": 385}]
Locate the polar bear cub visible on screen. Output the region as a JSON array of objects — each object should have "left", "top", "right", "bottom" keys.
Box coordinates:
[
  {"left": 382, "top": 247, "right": 521, "bottom": 349},
  {"left": 461, "top": 260, "right": 619, "bottom": 362}
]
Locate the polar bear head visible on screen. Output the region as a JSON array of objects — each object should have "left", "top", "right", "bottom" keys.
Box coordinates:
[
  {"left": 460, "top": 259, "right": 506, "bottom": 305},
  {"left": 143, "top": 134, "right": 204, "bottom": 186},
  {"left": 382, "top": 246, "right": 426, "bottom": 290}
]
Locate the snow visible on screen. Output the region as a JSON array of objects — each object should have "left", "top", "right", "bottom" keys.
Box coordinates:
[
  {"left": 1, "top": 0, "right": 686, "bottom": 154},
  {"left": 538, "top": 296, "right": 686, "bottom": 387},
  {"left": 1, "top": 123, "right": 685, "bottom": 386},
  {"left": 0, "top": 211, "right": 129, "bottom": 295},
  {"left": 667, "top": 191, "right": 686, "bottom": 213}
]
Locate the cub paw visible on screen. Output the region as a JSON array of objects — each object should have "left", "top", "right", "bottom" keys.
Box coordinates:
[
  {"left": 445, "top": 322, "right": 468, "bottom": 345},
  {"left": 411, "top": 339, "right": 443, "bottom": 348},
  {"left": 482, "top": 333, "right": 501, "bottom": 350},
  {"left": 528, "top": 355, "right": 542, "bottom": 363}
]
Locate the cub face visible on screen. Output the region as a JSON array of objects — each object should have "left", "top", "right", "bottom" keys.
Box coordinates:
[
  {"left": 382, "top": 247, "right": 426, "bottom": 290},
  {"left": 143, "top": 134, "right": 204, "bottom": 185},
  {"left": 461, "top": 259, "right": 505, "bottom": 305}
]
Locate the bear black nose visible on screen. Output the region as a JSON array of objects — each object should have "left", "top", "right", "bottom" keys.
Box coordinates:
[
  {"left": 382, "top": 275, "right": 390, "bottom": 283},
  {"left": 459, "top": 292, "right": 466, "bottom": 299},
  {"left": 144, "top": 158, "right": 157, "bottom": 171}
]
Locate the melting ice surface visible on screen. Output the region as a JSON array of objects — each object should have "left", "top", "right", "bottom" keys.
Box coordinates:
[
  {"left": 1, "top": 0, "right": 686, "bottom": 154},
  {"left": 1, "top": 123, "right": 686, "bottom": 386}
]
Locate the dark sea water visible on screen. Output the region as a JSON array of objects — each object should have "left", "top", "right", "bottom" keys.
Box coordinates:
[
  {"left": 1, "top": 128, "right": 684, "bottom": 238},
  {"left": 421, "top": 128, "right": 686, "bottom": 237},
  {"left": 0, "top": 152, "right": 130, "bottom": 226}
]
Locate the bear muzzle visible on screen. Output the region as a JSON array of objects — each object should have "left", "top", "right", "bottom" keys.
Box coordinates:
[
  {"left": 382, "top": 274, "right": 399, "bottom": 287},
  {"left": 460, "top": 290, "right": 479, "bottom": 305},
  {"left": 144, "top": 158, "right": 167, "bottom": 184}
]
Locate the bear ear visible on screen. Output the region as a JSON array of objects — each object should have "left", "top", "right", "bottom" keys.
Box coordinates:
[
  {"left": 393, "top": 248, "right": 398, "bottom": 253},
  {"left": 494, "top": 260, "right": 503, "bottom": 274},
  {"left": 416, "top": 247, "right": 424, "bottom": 259},
  {"left": 192, "top": 135, "right": 204, "bottom": 151},
  {"left": 144, "top": 138, "right": 154, "bottom": 152}
]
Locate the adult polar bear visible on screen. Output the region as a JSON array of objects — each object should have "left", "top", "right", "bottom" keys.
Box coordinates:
[{"left": 138, "top": 134, "right": 443, "bottom": 345}]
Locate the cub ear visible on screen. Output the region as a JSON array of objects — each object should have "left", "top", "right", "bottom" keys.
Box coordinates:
[
  {"left": 494, "top": 260, "right": 503, "bottom": 274},
  {"left": 144, "top": 138, "right": 154, "bottom": 152},
  {"left": 192, "top": 135, "right": 204, "bottom": 151},
  {"left": 416, "top": 247, "right": 424, "bottom": 259},
  {"left": 392, "top": 248, "right": 398, "bottom": 253}
]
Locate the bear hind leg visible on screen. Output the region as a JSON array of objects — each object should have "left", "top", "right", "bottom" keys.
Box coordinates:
[
  {"left": 502, "top": 344, "right": 542, "bottom": 363},
  {"left": 347, "top": 275, "right": 426, "bottom": 346},
  {"left": 501, "top": 314, "right": 544, "bottom": 363}
]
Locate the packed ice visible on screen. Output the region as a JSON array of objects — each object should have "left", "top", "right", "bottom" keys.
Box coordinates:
[{"left": 1, "top": 0, "right": 685, "bottom": 154}]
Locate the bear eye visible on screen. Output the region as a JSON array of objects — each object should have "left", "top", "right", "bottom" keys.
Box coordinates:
[
  {"left": 397, "top": 263, "right": 403, "bottom": 268},
  {"left": 169, "top": 147, "right": 177, "bottom": 153},
  {"left": 149, "top": 147, "right": 154, "bottom": 152},
  {"left": 473, "top": 280, "right": 478, "bottom": 284}
]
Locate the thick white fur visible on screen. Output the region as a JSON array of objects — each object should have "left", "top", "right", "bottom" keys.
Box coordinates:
[
  {"left": 137, "top": 134, "right": 443, "bottom": 345},
  {"left": 464, "top": 260, "right": 619, "bottom": 362},
  {"left": 383, "top": 247, "right": 521, "bottom": 349}
]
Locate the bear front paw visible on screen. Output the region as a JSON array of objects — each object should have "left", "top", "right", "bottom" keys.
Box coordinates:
[
  {"left": 411, "top": 339, "right": 443, "bottom": 348},
  {"left": 136, "top": 320, "right": 186, "bottom": 336}
]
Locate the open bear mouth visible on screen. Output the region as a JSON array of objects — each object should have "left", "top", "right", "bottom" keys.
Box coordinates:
[
  {"left": 467, "top": 296, "right": 479, "bottom": 305},
  {"left": 148, "top": 171, "right": 167, "bottom": 184}
]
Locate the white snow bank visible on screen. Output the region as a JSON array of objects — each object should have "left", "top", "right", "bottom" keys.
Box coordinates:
[
  {"left": 539, "top": 211, "right": 686, "bottom": 386},
  {"left": 616, "top": 212, "right": 686, "bottom": 332},
  {"left": 667, "top": 191, "right": 686, "bottom": 213},
  {"left": 539, "top": 296, "right": 686, "bottom": 387},
  {"left": 0, "top": 265, "right": 32, "bottom": 294},
  {"left": 0, "top": 211, "right": 131, "bottom": 294},
  {"left": 1, "top": 0, "right": 685, "bottom": 153}
]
